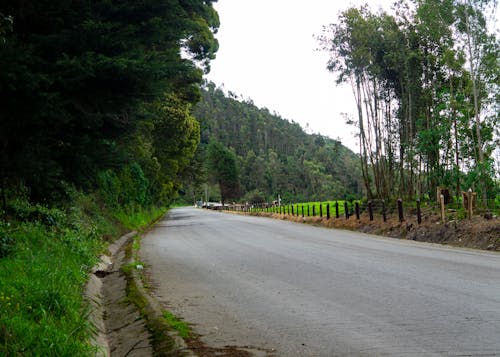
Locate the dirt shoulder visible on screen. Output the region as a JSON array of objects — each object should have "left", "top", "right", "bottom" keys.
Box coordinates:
[{"left": 243, "top": 211, "right": 500, "bottom": 252}]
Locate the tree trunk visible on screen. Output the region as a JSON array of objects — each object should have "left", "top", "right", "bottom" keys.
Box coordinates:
[{"left": 464, "top": 4, "right": 487, "bottom": 206}]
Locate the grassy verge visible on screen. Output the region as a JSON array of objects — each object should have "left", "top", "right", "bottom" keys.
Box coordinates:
[
  {"left": 0, "top": 192, "right": 167, "bottom": 356},
  {"left": 113, "top": 205, "right": 167, "bottom": 231}
]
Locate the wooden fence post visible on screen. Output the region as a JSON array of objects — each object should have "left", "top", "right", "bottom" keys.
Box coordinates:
[
  {"left": 368, "top": 201, "right": 373, "bottom": 221},
  {"left": 398, "top": 199, "right": 404, "bottom": 222},
  {"left": 417, "top": 199, "right": 422, "bottom": 224},
  {"left": 291, "top": 205, "right": 294, "bottom": 216},
  {"left": 307, "top": 205, "right": 310, "bottom": 217},
  {"left": 467, "top": 189, "right": 473, "bottom": 220},
  {"left": 335, "top": 201, "right": 339, "bottom": 218},
  {"left": 312, "top": 205, "right": 315, "bottom": 217},
  {"left": 355, "top": 202, "right": 360, "bottom": 220},
  {"left": 344, "top": 201, "right": 349, "bottom": 219},
  {"left": 302, "top": 205, "right": 304, "bottom": 218},
  {"left": 382, "top": 200, "right": 387, "bottom": 222},
  {"left": 320, "top": 203, "right": 323, "bottom": 217},
  {"left": 327, "top": 204, "right": 330, "bottom": 219},
  {"left": 440, "top": 194, "right": 445, "bottom": 222}
]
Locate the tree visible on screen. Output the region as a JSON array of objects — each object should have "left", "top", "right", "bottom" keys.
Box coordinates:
[
  {"left": 318, "top": 0, "right": 498, "bottom": 203},
  {"left": 207, "top": 141, "right": 240, "bottom": 204},
  {"left": 0, "top": 0, "right": 219, "bottom": 202},
  {"left": 455, "top": 0, "right": 499, "bottom": 202}
]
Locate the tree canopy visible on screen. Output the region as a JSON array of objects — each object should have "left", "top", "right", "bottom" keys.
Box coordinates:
[
  {"left": 0, "top": 0, "right": 219, "bottom": 204},
  {"left": 318, "top": 0, "right": 499, "bottom": 202}
]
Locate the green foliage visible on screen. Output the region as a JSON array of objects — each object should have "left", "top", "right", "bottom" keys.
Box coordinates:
[
  {"left": 113, "top": 205, "right": 167, "bottom": 231},
  {"left": 188, "top": 84, "right": 362, "bottom": 202},
  {"left": 98, "top": 163, "right": 149, "bottom": 209},
  {"left": 318, "top": 0, "right": 499, "bottom": 202},
  {"left": 0, "top": 0, "right": 218, "bottom": 354},
  {"left": 149, "top": 94, "right": 201, "bottom": 203},
  {"left": 0, "top": 221, "right": 14, "bottom": 258},
  {"left": 242, "top": 189, "right": 267, "bottom": 205},
  {"left": 0, "top": 0, "right": 218, "bottom": 202},
  {"left": 0, "top": 201, "right": 104, "bottom": 355},
  {"left": 207, "top": 141, "right": 240, "bottom": 203},
  {"left": 0, "top": 185, "right": 168, "bottom": 355}
]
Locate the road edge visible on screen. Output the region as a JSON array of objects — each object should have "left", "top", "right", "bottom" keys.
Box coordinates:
[
  {"left": 84, "top": 231, "right": 137, "bottom": 356},
  {"left": 123, "top": 235, "right": 197, "bottom": 356},
  {"left": 84, "top": 229, "right": 196, "bottom": 356}
]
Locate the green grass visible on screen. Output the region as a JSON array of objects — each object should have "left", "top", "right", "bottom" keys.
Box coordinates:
[
  {"left": 113, "top": 205, "right": 167, "bottom": 230},
  {"left": 258, "top": 200, "right": 353, "bottom": 217},
  {"left": 0, "top": 194, "right": 167, "bottom": 356},
  {"left": 162, "top": 311, "right": 191, "bottom": 339},
  {"left": 0, "top": 221, "right": 102, "bottom": 356}
]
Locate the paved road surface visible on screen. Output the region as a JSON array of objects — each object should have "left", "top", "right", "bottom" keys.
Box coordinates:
[{"left": 140, "top": 207, "right": 500, "bottom": 356}]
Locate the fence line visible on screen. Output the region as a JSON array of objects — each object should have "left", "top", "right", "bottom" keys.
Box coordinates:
[{"left": 212, "top": 196, "right": 499, "bottom": 224}]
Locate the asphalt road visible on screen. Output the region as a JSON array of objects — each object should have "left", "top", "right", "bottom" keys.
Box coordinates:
[{"left": 140, "top": 207, "right": 500, "bottom": 356}]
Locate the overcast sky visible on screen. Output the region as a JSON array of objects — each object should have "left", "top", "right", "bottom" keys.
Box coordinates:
[{"left": 205, "top": 0, "right": 393, "bottom": 152}]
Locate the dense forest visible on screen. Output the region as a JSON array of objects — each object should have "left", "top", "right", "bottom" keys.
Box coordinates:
[
  {"left": 182, "top": 83, "right": 363, "bottom": 204},
  {"left": 1, "top": 0, "right": 219, "bottom": 208},
  {"left": 318, "top": 0, "right": 499, "bottom": 205}
]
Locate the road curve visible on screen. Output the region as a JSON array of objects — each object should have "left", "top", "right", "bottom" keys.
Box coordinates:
[{"left": 140, "top": 207, "right": 500, "bottom": 356}]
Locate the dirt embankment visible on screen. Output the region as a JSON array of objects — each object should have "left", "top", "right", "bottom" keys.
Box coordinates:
[{"left": 244, "top": 211, "right": 500, "bottom": 252}]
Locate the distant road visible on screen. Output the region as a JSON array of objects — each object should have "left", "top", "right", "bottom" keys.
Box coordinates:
[{"left": 140, "top": 207, "right": 500, "bottom": 356}]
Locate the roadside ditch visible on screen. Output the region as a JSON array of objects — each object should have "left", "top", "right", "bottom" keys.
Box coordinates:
[{"left": 84, "top": 231, "right": 193, "bottom": 356}]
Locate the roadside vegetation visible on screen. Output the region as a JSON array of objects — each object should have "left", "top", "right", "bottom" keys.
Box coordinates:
[
  {"left": 0, "top": 186, "right": 169, "bottom": 355},
  {"left": 1, "top": 0, "right": 218, "bottom": 354}
]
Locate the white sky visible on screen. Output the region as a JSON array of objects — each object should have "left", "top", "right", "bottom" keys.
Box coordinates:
[{"left": 205, "top": 0, "right": 394, "bottom": 152}]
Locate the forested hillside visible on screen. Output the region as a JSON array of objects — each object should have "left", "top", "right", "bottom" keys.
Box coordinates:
[{"left": 184, "top": 83, "right": 363, "bottom": 204}]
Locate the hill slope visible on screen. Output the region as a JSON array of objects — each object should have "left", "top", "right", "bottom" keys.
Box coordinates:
[{"left": 186, "top": 82, "right": 362, "bottom": 203}]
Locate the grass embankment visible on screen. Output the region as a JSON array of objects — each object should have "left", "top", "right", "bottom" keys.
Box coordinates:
[{"left": 0, "top": 192, "right": 167, "bottom": 356}]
